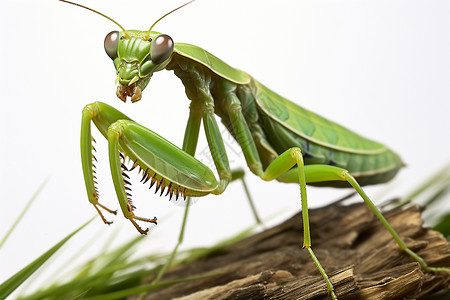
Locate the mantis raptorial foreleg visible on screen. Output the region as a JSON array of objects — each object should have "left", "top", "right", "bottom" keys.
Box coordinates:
[
  {"left": 82, "top": 102, "right": 223, "bottom": 233},
  {"left": 83, "top": 103, "right": 161, "bottom": 233},
  {"left": 82, "top": 101, "right": 261, "bottom": 286}
]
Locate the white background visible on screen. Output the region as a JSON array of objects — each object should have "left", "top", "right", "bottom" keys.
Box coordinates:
[{"left": 1, "top": 0, "right": 449, "bottom": 295}]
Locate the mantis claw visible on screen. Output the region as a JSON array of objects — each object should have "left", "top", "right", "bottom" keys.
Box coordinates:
[
  {"left": 82, "top": 102, "right": 217, "bottom": 235},
  {"left": 129, "top": 215, "right": 157, "bottom": 235},
  {"left": 93, "top": 203, "right": 117, "bottom": 225}
]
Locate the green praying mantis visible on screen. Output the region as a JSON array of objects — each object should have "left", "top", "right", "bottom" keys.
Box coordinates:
[{"left": 60, "top": 0, "right": 450, "bottom": 298}]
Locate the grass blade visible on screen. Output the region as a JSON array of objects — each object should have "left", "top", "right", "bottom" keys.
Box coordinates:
[
  {"left": 0, "top": 217, "right": 95, "bottom": 299},
  {"left": 0, "top": 177, "right": 50, "bottom": 250},
  {"left": 83, "top": 274, "right": 217, "bottom": 300},
  {"left": 399, "top": 162, "right": 450, "bottom": 206}
]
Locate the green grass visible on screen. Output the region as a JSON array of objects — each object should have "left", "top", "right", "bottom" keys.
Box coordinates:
[{"left": 0, "top": 178, "right": 254, "bottom": 299}]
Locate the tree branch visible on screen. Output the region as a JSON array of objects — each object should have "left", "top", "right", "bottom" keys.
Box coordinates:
[{"left": 141, "top": 202, "right": 450, "bottom": 299}]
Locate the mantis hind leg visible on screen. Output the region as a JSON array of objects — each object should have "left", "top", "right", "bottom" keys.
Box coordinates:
[
  {"left": 260, "top": 147, "right": 337, "bottom": 299},
  {"left": 266, "top": 148, "right": 450, "bottom": 298},
  {"left": 304, "top": 164, "right": 450, "bottom": 274}
]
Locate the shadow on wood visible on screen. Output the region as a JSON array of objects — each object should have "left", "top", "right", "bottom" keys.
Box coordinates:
[{"left": 140, "top": 202, "right": 450, "bottom": 299}]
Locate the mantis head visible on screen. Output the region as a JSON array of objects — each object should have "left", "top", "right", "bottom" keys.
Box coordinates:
[
  {"left": 59, "top": 0, "right": 194, "bottom": 103},
  {"left": 105, "top": 30, "right": 174, "bottom": 103}
]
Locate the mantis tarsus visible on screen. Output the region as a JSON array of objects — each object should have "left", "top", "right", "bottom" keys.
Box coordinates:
[{"left": 60, "top": 0, "right": 450, "bottom": 298}]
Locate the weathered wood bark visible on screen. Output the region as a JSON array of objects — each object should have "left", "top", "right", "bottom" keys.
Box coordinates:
[{"left": 140, "top": 202, "right": 450, "bottom": 299}]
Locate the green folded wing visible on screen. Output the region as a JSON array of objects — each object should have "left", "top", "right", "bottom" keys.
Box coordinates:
[
  {"left": 254, "top": 82, "right": 387, "bottom": 155},
  {"left": 174, "top": 43, "right": 250, "bottom": 85}
]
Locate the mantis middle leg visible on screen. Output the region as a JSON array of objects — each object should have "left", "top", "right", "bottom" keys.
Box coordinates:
[{"left": 151, "top": 93, "right": 261, "bottom": 285}]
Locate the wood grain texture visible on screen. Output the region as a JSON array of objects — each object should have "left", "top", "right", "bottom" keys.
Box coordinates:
[{"left": 139, "top": 202, "right": 450, "bottom": 299}]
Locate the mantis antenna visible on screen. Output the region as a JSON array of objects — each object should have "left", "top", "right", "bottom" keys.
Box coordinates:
[
  {"left": 143, "top": 0, "right": 196, "bottom": 41},
  {"left": 58, "top": 0, "right": 131, "bottom": 39}
]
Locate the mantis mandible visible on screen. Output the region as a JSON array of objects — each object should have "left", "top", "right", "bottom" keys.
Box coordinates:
[{"left": 60, "top": 0, "right": 450, "bottom": 298}]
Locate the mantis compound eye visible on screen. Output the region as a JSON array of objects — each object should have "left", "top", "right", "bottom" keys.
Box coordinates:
[
  {"left": 104, "top": 31, "right": 120, "bottom": 60},
  {"left": 150, "top": 34, "right": 174, "bottom": 64}
]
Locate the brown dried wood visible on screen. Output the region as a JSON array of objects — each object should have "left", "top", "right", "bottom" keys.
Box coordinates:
[{"left": 139, "top": 202, "right": 450, "bottom": 300}]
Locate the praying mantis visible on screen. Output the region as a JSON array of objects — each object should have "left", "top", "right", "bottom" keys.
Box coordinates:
[{"left": 60, "top": 0, "right": 450, "bottom": 298}]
